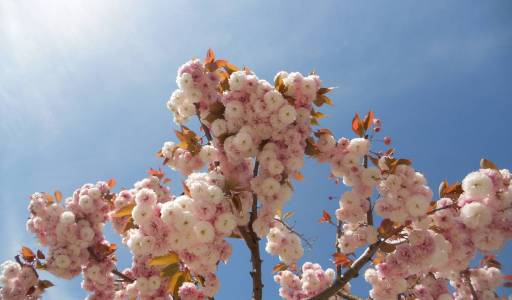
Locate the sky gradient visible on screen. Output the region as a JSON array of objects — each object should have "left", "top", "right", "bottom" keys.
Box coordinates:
[{"left": 1, "top": 1, "right": 511, "bottom": 299}]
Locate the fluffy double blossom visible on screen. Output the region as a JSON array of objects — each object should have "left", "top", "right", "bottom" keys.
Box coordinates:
[
  {"left": 24, "top": 181, "right": 116, "bottom": 300},
  {"left": 0, "top": 261, "right": 41, "bottom": 300}
]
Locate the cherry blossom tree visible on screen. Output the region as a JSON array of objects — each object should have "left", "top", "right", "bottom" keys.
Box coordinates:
[{"left": 1, "top": 49, "right": 510, "bottom": 300}]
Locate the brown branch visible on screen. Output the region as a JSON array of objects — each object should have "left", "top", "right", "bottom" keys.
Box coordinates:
[
  {"left": 363, "top": 146, "right": 373, "bottom": 226},
  {"left": 236, "top": 159, "right": 263, "bottom": 300},
  {"left": 462, "top": 270, "right": 478, "bottom": 299},
  {"left": 194, "top": 103, "right": 212, "bottom": 142},
  {"left": 310, "top": 226, "right": 404, "bottom": 300},
  {"left": 335, "top": 220, "right": 343, "bottom": 277},
  {"left": 248, "top": 160, "right": 260, "bottom": 230},
  {"left": 428, "top": 203, "right": 458, "bottom": 214},
  {"left": 238, "top": 225, "right": 263, "bottom": 300},
  {"left": 111, "top": 268, "right": 134, "bottom": 283},
  {"left": 194, "top": 105, "right": 263, "bottom": 299},
  {"left": 336, "top": 290, "right": 365, "bottom": 300}
]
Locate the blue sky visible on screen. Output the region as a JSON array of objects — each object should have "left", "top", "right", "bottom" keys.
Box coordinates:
[{"left": 1, "top": 0, "right": 511, "bottom": 299}]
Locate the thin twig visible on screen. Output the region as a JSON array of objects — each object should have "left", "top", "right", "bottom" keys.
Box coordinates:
[{"left": 274, "top": 218, "right": 314, "bottom": 250}]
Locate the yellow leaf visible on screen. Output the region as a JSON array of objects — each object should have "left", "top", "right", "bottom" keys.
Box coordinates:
[
  {"left": 275, "top": 207, "right": 282, "bottom": 218},
  {"left": 54, "top": 190, "right": 62, "bottom": 203},
  {"left": 113, "top": 204, "right": 136, "bottom": 218},
  {"left": 149, "top": 252, "right": 180, "bottom": 267},
  {"left": 294, "top": 172, "right": 304, "bottom": 181},
  {"left": 166, "top": 271, "right": 184, "bottom": 294},
  {"left": 283, "top": 211, "right": 295, "bottom": 220}
]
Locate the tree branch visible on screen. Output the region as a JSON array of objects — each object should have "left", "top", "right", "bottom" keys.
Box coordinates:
[
  {"left": 335, "top": 220, "right": 343, "bottom": 277},
  {"left": 195, "top": 106, "right": 263, "bottom": 299},
  {"left": 194, "top": 103, "right": 212, "bottom": 142},
  {"left": 310, "top": 226, "right": 404, "bottom": 300},
  {"left": 238, "top": 225, "right": 264, "bottom": 300},
  {"left": 111, "top": 268, "right": 134, "bottom": 283},
  {"left": 336, "top": 290, "right": 365, "bottom": 300},
  {"left": 462, "top": 269, "right": 478, "bottom": 300}
]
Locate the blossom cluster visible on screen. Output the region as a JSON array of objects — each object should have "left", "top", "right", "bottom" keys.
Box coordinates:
[
  {"left": 164, "top": 59, "right": 327, "bottom": 267},
  {"left": 364, "top": 167, "right": 511, "bottom": 299},
  {"left": 265, "top": 220, "right": 304, "bottom": 265},
  {"left": 25, "top": 182, "right": 116, "bottom": 300},
  {"left": 274, "top": 262, "right": 340, "bottom": 300},
  {"left": 375, "top": 163, "right": 433, "bottom": 225},
  {"left": 314, "top": 134, "right": 380, "bottom": 253},
  {"left": 110, "top": 172, "right": 232, "bottom": 298},
  {"left": 0, "top": 261, "right": 41, "bottom": 300},
  {"left": 451, "top": 267, "right": 503, "bottom": 300},
  {"left": 364, "top": 229, "right": 452, "bottom": 299}
]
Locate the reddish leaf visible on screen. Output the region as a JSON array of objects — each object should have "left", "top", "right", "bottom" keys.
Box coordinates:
[
  {"left": 480, "top": 255, "right": 502, "bottom": 269},
  {"left": 363, "top": 111, "right": 375, "bottom": 131},
  {"left": 21, "top": 246, "right": 35, "bottom": 262},
  {"left": 216, "top": 59, "right": 239, "bottom": 74},
  {"left": 480, "top": 158, "right": 498, "bottom": 170},
  {"left": 272, "top": 262, "right": 288, "bottom": 273},
  {"left": 107, "top": 178, "right": 116, "bottom": 189},
  {"left": 378, "top": 219, "right": 394, "bottom": 238},
  {"left": 54, "top": 190, "right": 62, "bottom": 203},
  {"left": 332, "top": 252, "right": 352, "bottom": 267},
  {"left": 148, "top": 168, "right": 165, "bottom": 179},
  {"left": 36, "top": 250, "right": 45, "bottom": 260},
  {"left": 351, "top": 113, "right": 364, "bottom": 137},
  {"left": 385, "top": 148, "right": 395, "bottom": 156},
  {"left": 317, "top": 87, "right": 335, "bottom": 95},
  {"left": 42, "top": 192, "right": 54, "bottom": 204},
  {"left": 38, "top": 279, "right": 54, "bottom": 289},
  {"left": 175, "top": 126, "right": 201, "bottom": 155},
  {"left": 26, "top": 286, "right": 36, "bottom": 296},
  {"left": 204, "top": 48, "right": 215, "bottom": 64},
  {"left": 313, "top": 94, "right": 333, "bottom": 107},
  {"left": 182, "top": 182, "right": 192, "bottom": 197},
  {"left": 305, "top": 138, "right": 320, "bottom": 157},
  {"left": 319, "top": 210, "right": 333, "bottom": 224},
  {"left": 314, "top": 128, "right": 333, "bottom": 138},
  {"left": 439, "top": 180, "right": 463, "bottom": 200},
  {"left": 294, "top": 172, "right": 304, "bottom": 181}
]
